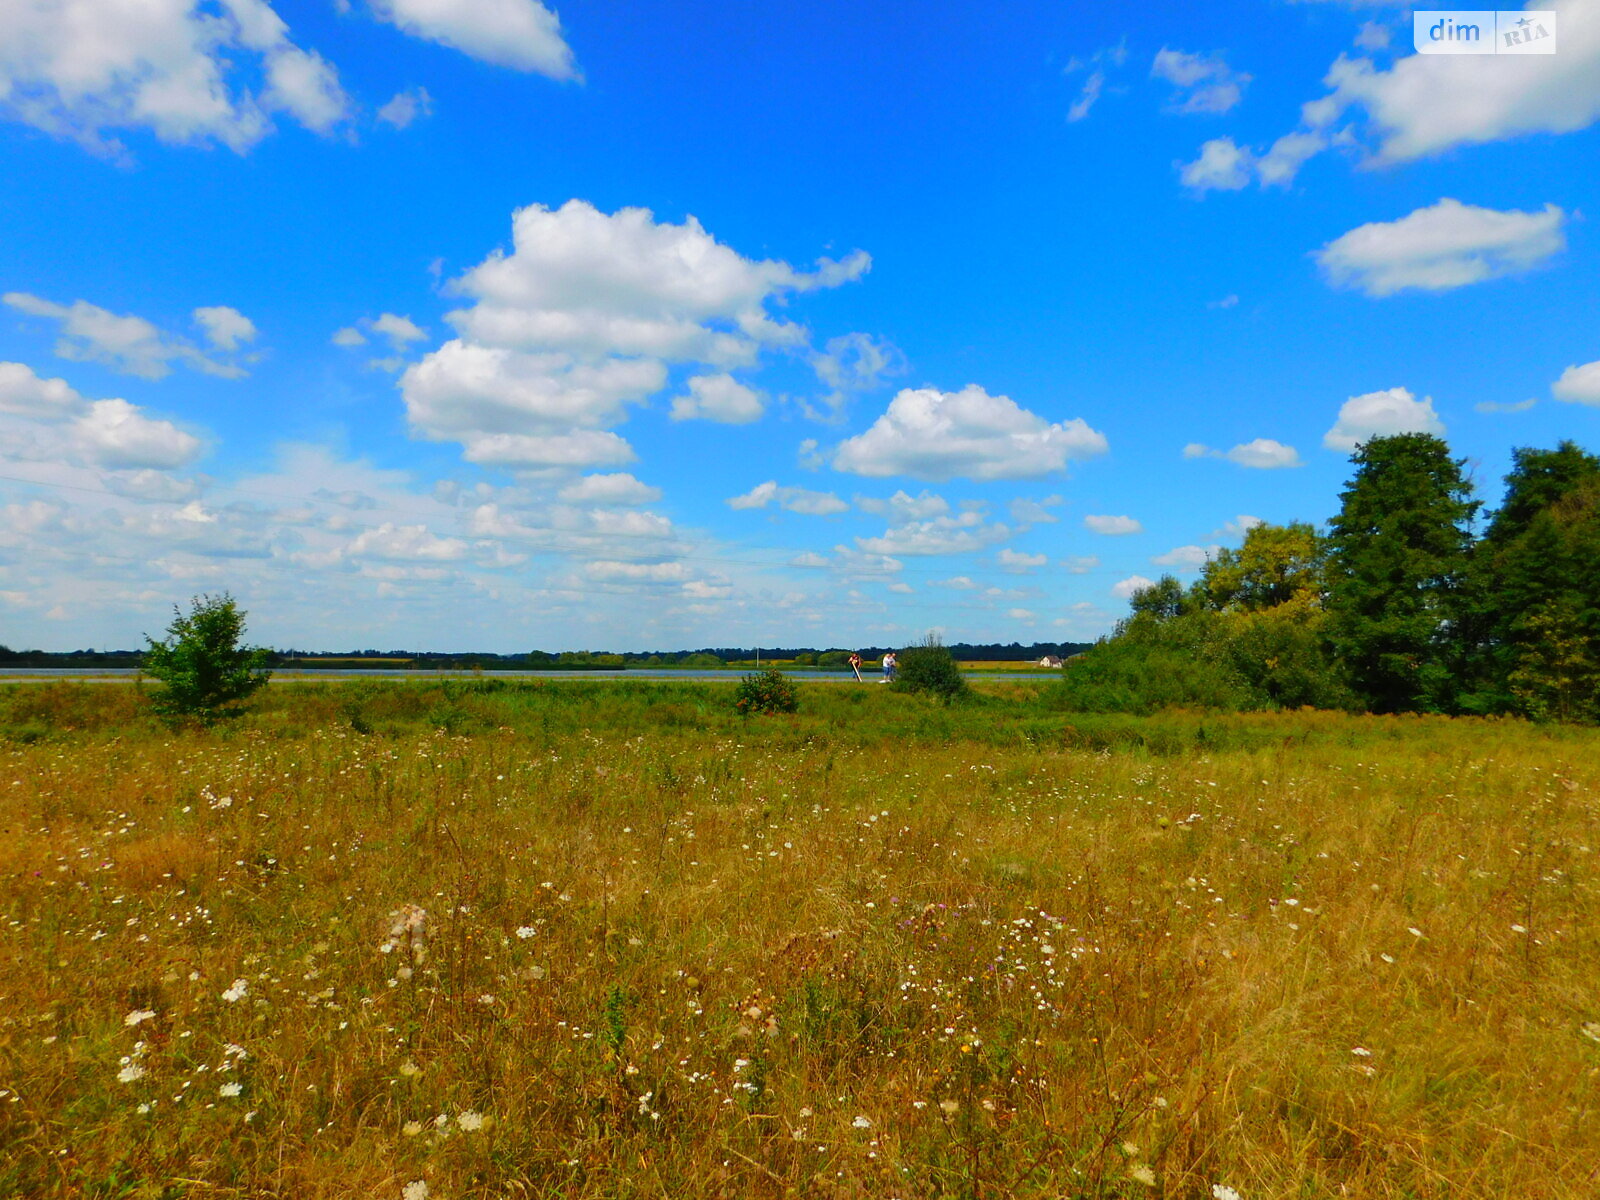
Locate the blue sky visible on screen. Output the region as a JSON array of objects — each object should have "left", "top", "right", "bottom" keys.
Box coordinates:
[{"left": 2, "top": 0, "right": 1597, "bottom": 652}]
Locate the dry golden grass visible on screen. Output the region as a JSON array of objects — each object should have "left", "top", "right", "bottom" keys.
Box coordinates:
[{"left": 1, "top": 681, "right": 1597, "bottom": 1199}]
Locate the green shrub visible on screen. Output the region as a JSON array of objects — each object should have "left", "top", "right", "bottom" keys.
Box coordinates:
[
  {"left": 142, "top": 593, "right": 272, "bottom": 727},
  {"left": 734, "top": 668, "right": 799, "bottom": 716},
  {"left": 894, "top": 637, "right": 969, "bottom": 703}
]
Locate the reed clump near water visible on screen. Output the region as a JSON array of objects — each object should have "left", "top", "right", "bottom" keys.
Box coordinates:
[{"left": 1, "top": 679, "right": 1597, "bottom": 1198}]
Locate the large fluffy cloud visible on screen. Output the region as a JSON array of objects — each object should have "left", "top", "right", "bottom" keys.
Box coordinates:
[
  {"left": 1317, "top": 199, "right": 1566, "bottom": 296},
  {"left": 833, "top": 385, "right": 1107, "bottom": 482},
  {"left": 0, "top": 361, "right": 202, "bottom": 470},
  {"left": 1202, "top": 0, "right": 1600, "bottom": 189},
  {"left": 0, "top": 0, "right": 350, "bottom": 156},
  {"left": 401, "top": 200, "right": 868, "bottom": 470},
  {"left": 445, "top": 201, "right": 863, "bottom": 360},
  {"left": 1314, "top": 1, "right": 1600, "bottom": 163},
  {"left": 70, "top": 398, "right": 201, "bottom": 469},
  {"left": 1324, "top": 387, "right": 1445, "bottom": 451}
]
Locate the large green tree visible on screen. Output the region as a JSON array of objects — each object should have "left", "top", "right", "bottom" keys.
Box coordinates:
[
  {"left": 1325, "top": 434, "right": 1478, "bottom": 714},
  {"left": 1199, "top": 521, "right": 1350, "bottom": 709},
  {"left": 1464, "top": 442, "right": 1600, "bottom": 720},
  {"left": 1201, "top": 520, "right": 1326, "bottom": 612}
]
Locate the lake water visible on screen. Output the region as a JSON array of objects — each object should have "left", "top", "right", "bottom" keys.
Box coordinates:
[{"left": 0, "top": 667, "right": 1050, "bottom": 683}]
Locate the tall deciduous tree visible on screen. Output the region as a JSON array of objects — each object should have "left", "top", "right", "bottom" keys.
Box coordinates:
[
  {"left": 1201, "top": 521, "right": 1326, "bottom": 612},
  {"left": 1325, "top": 434, "right": 1478, "bottom": 714}
]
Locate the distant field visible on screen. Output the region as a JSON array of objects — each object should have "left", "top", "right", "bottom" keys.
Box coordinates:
[{"left": 2, "top": 680, "right": 1597, "bottom": 1198}]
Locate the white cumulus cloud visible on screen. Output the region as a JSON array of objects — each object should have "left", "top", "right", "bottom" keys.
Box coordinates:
[
  {"left": 0, "top": 0, "right": 350, "bottom": 158},
  {"left": 833, "top": 385, "right": 1107, "bottom": 482},
  {"left": 557, "top": 472, "right": 661, "bottom": 505},
  {"left": 855, "top": 511, "right": 1010, "bottom": 556},
  {"left": 377, "top": 86, "right": 433, "bottom": 129},
  {"left": 670, "top": 374, "right": 765, "bottom": 424},
  {"left": 1313, "top": 1, "right": 1600, "bottom": 164},
  {"left": 1553, "top": 360, "right": 1600, "bottom": 406},
  {"left": 192, "top": 306, "right": 258, "bottom": 352},
  {"left": 1228, "top": 1, "right": 1600, "bottom": 188},
  {"left": 0, "top": 361, "right": 83, "bottom": 418},
  {"left": 366, "top": 0, "right": 580, "bottom": 79},
  {"left": 856, "top": 489, "right": 951, "bottom": 522},
  {"left": 1084, "top": 514, "right": 1142, "bottom": 536},
  {"left": 1152, "top": 544, "right": 1218, "bottom": 569},
  {"left": 1317, "top": 199, "right": 1565, "bottom": 296},
  {"left": 727, "top": 481, "right": 848, "bottom": 516},
  {"left": 1112, "top": 574, "right": 1156, "bottom": 600},
  {"left": 1324, "top": 386, "right": 1445, "bottom": 451},
  {"left": 1180, "top": 137, "right": 1254, "bottom": 191},
  {"left": 4, "top": 293, "right": 252, "bottom": 379},
  {"left": 997, "top": 548, "right": 1047, "bottom": 572},
  {"left": 402, "top": 201, "right": 867, "bottom": 470},
  {"left": 1185, "top": 438, "right": 1303, "bottom": 468},
  {"left": 69, "top": 398, "right": 202, "bottom": 470},
  {"left": 347, "top": 522, "right": 469, "bottom": 562},
  {"left": 1151, "top": 48, "right": 1250, "bottom": 114}
]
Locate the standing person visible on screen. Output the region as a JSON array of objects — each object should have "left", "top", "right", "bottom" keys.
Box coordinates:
[
  {"left": 848, "top": 652, "right": 863, "bottom": 682},
  {"left": 882, "top": 650, "right": 897, "bottom": 682}
]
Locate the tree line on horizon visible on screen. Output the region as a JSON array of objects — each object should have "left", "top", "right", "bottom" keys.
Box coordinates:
[{"left": 1063, "top": 434, "right": 1600, "bottom": 723}]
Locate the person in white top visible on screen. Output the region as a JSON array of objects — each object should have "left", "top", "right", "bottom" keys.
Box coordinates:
[{"left": 881, "top": 651, "right": 897, "bottom": 682}]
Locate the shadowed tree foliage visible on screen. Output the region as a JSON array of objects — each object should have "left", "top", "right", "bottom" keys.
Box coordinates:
[
  {"left": 1325, "top": 434, "right": 1478, "bottom": 714},
  {"left": 142, "top": 593, "right": 273, "bottom": 726},
  {"left": 1463, "top": 443, "right": 1600, "bottom": 720}
]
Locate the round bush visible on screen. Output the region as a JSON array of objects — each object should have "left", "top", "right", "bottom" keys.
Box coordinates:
[
  {"left": 734, "top": 668, "right": 799, "bottom": 715},
  {"left": 894, "top": 641, "right": 969, "bottom": 702}
]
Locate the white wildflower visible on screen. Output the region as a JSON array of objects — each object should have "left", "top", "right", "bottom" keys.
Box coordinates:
[
  {"left": 124, "top": 1009, "right": 157, "bottom": 1027},
  {"left": 117, "top": 1061, "right": 147, "bottom": 1084},
  {"left": 456, "top": 1110, "right": 484, "bottom": 1132},
  {"left": 402, "top": 1183, "right": 428, "bottom": 1200},
  {"left": 852, "top": 1115, "right": 871, "bottom": 1128},
  {"left": 1213, "top": 1186, "right": 1242, "bottom": 1200},
  {"left": 515, "top": 926, "right": 537, "bottom": 940},
  {"left": 219, "top": 1082, "right": 242, "bottom": 1098},
  {"left": 221, "top": 979, "right": 248, "bottom": 1003}
]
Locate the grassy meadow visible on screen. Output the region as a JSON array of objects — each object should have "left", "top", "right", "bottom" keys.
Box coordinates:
[{"left": 1, "top": 678, "right": 1598, "bottom": 1198}]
